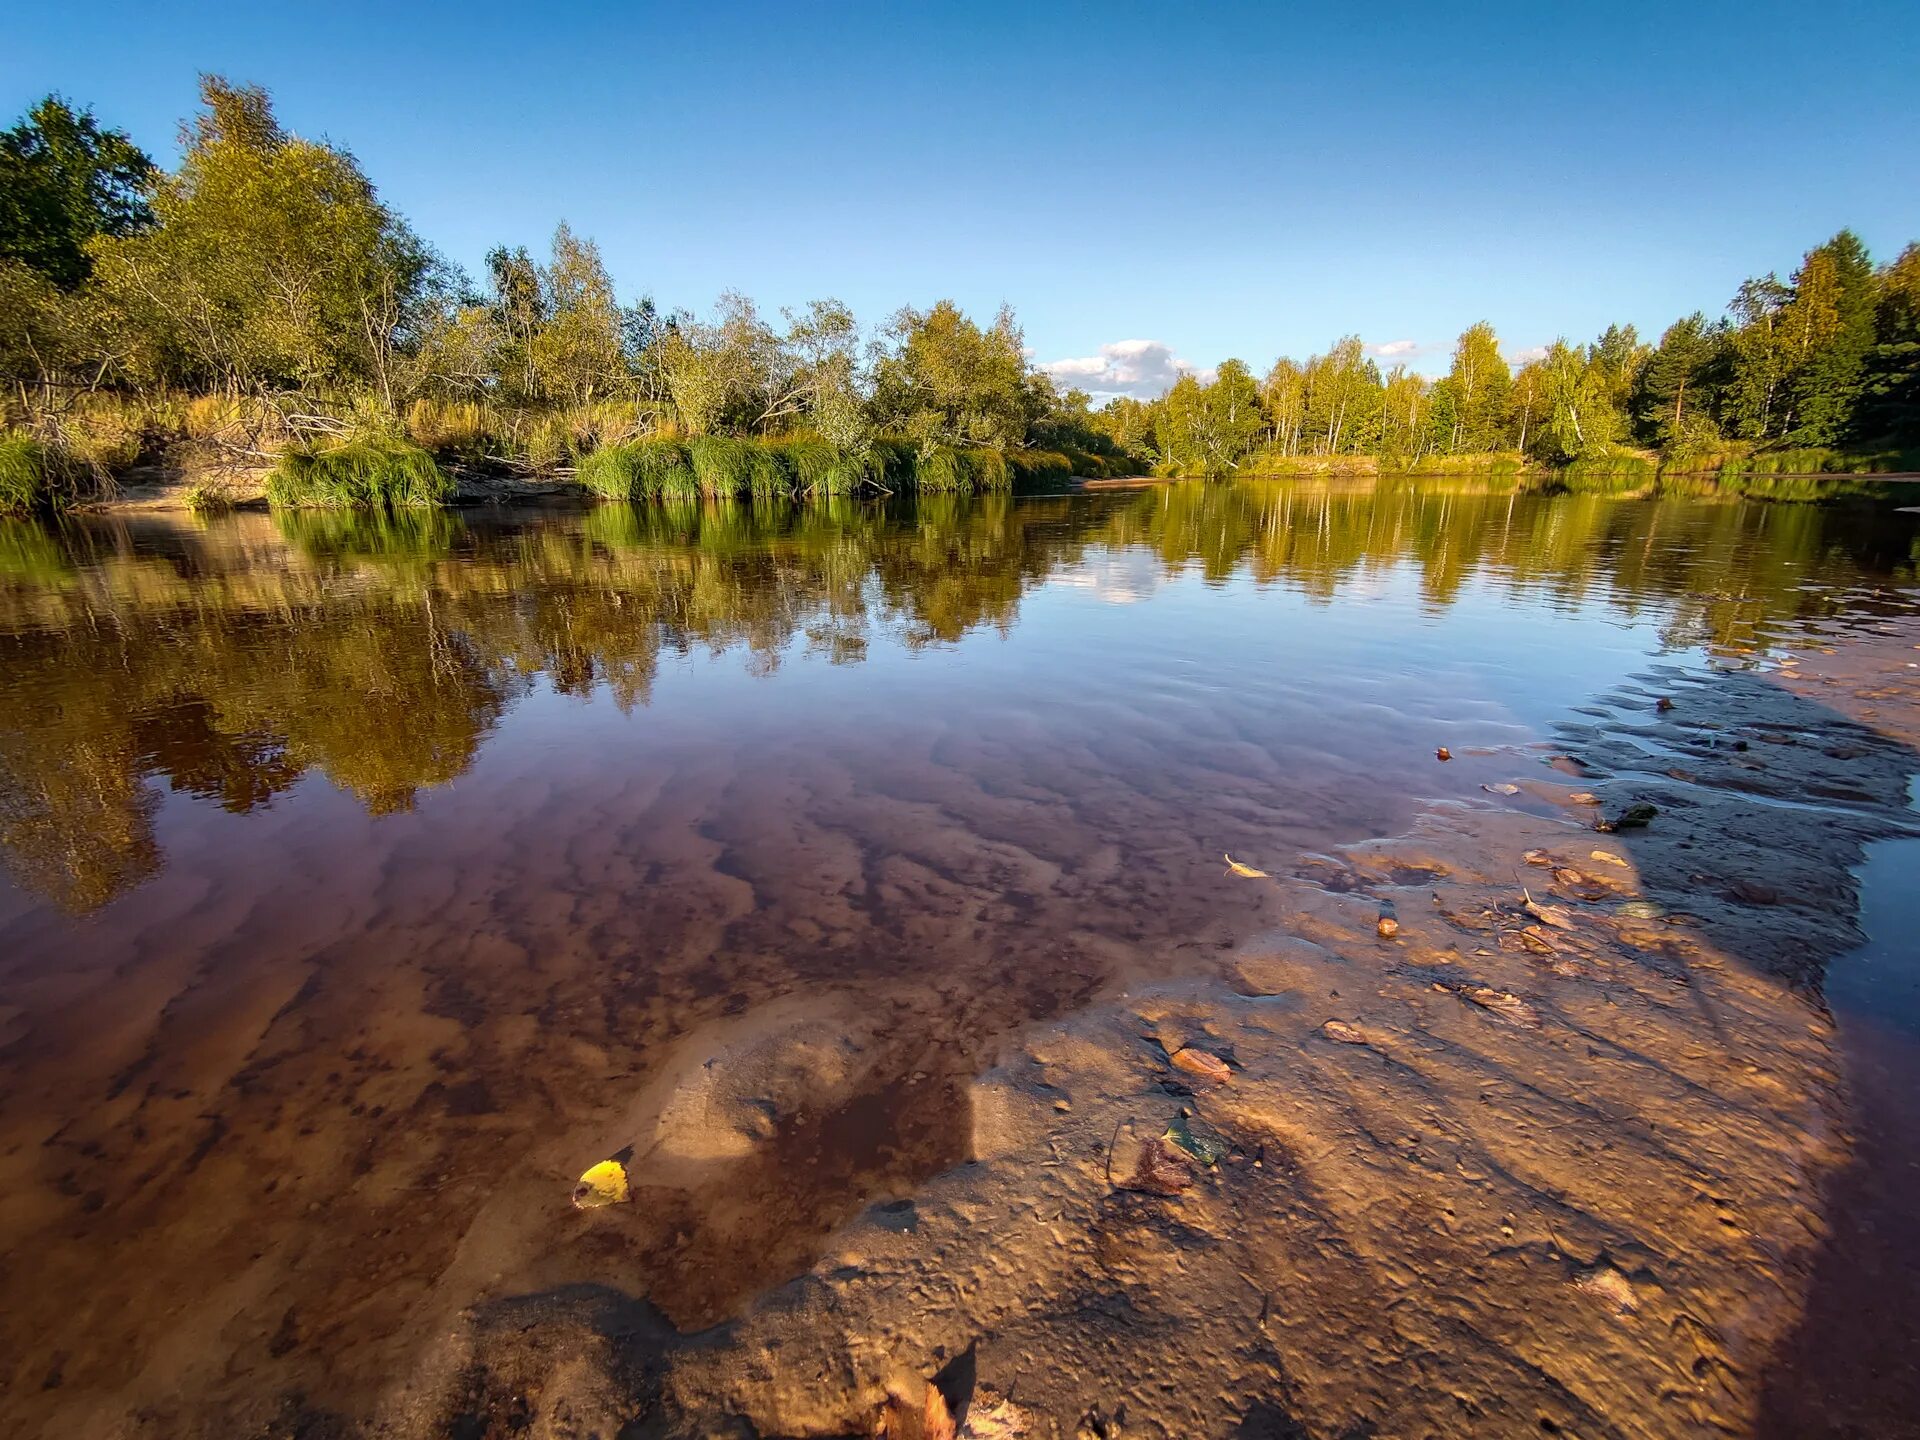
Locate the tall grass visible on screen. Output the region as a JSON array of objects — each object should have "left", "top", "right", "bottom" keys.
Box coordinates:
[
  {"left": 0, "top": 434, "right": 54, "bottom": 514},
  {"left": 747, "top": 444, "right": 792, "bottom": 499},
  {"left": 688, "top": 436, "right": 754, "bottom": 495},
  {"left": 265, "top": 439, "right": 452, "bottom": 509},
  {"left": 781, "top": 438, "right": 838, "bottom": 492},
  {"left": 579, "top": 433, "right": 1108, "bottom": 502},
  {"left": 578, "top": 438, "right": 696, "bottom": 499}
]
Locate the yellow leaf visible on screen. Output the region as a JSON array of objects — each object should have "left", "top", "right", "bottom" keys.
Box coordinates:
[
  {"left": 572, "top": 1159, "right": 630, "bottom": 1209},
  {"left": 1223, "top": 853, "right": 1268, "bottom": 878}
]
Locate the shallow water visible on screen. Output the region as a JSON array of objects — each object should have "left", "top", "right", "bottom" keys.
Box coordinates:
[{"left": 0, "top": 483, "right": 1916, "bottom": 1427}]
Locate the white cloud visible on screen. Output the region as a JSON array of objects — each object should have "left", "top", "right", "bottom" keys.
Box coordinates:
[
  {"left": 1039, "top": 338, "right": 1202, "bottom": 399},
  {"left": 1506, "top": 344, "right": 1549, "bottom": 364},
  {"left": 1366, "top": 339, "right": 1421, "bottom": 358}
]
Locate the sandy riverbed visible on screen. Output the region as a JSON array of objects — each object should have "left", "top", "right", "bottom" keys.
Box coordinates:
[{"left": 338, "top": 616, "right": 1920, "bottom": 1440}]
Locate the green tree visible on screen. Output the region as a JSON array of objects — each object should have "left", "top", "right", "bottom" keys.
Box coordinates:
[
  {"left": 1438, "top": 322, "right": 1511, "bottom": 452},
  {"left": 88, "top": 77, "right": 440, "bottom": 400},
  {"left": 0, "top": 96, "right": 154, "bottom": 289},
  {"left": 1536, "top": 339, "right": 1621, "bottom": 460},
  {"left": 1725, "top": 275, "right": 1793, "bottom": 440},
  {"left": 871, "top": 301, "right": 1030, "bottom": 450},
  {"left": 1853, "top": 242, "right": 1920, "bottom": 446},
  {"left": 1781, "top": 229, "right": 1876, "bottom": 445},
  {"left": 1634, "top": 313, "right": 1719, "bottom": 447},
  {"left": 529, "top": 223, "right": 627, "bottom": 407}
]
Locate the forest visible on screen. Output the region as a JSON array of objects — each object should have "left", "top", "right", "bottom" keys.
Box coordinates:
[{"left": 2, "top": 78, "right": 1917, "bottom": 514}]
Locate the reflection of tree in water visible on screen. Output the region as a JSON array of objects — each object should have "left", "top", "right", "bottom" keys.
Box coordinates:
[{"left": 0, "top": 484, "right": 1913, "bottom": 911}]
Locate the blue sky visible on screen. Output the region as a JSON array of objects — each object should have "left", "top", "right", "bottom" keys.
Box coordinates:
[{"left": 7, "top": 0, "right": 1917, "bottom": 392}]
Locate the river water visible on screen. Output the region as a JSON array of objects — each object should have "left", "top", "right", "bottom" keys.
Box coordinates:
[{"left": 0, "top": 482, "right": 1916, "bottom": 1433}]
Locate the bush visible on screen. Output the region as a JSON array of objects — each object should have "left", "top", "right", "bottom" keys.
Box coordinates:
[{"left": 265, "top": 439, "right": 452, "bottom": 509}]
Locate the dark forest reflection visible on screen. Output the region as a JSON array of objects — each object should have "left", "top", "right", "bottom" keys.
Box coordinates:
[{"left": 1, "top": 482, "right": 1914, "bottom": 912}]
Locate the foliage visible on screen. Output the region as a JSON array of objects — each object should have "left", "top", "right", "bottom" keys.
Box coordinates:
[
  {"left": 872, "top": 301, "right": 1031, "bottom": 450},
  {"left": 0, "top": 96, "right": 154, "bottom": 289},
  {"left": 85, "top": 78, "right": 447, "bottom": 405},
  {"left": 0, "top": 81, "right": 1910, "bottom": 499},
  {"left": 265, "top": 439, "right": 451, "bottom": 508}
]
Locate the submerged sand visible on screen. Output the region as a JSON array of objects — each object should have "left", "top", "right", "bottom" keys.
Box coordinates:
[
  {"left": 2, "top": 557, "right": 1915, "bottom": 1438},
  {"left": 348, "top": 621, "right": 1920, "bottom": 1439}
]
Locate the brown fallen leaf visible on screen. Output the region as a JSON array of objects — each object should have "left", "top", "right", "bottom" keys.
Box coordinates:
[
  {"left": 1171, "top": 1047, "right": 1232, "bottom": 1085},
  {"left": 1461, "top": 985, "right": 1542, "bottom": 1027},
  {"left": 1436, "top": 746, "right": 1452, "bottom": 761},
  {"left": 1518, "top": 926, "right": 1559, "bottom": 955},
  {"left": 1522, "top": 848, "right": 1554, "bottom": 867},
  {"left": 1223, "top": 853, "right": 1269, "bottom": 879},
  {"left": 1565, "top": 791, "right": 1600, "bottom": 806},
  {"left": 1124, "top": 1135, "right": 1195, "bottom": 1194},
  {"left": 1482, "top": 782, "right": 1521, "bottom": 795},
  {"left": 1522, "top": 890, "right": 1576, "bottom": 930},
  {"left": 1551, "top": 867, "right": 1586, "bottom": 887},
  {"left": 1322, "top": 1019, "right": 1368, "bottom": 1044},
  {"left": 1588, "top": 849, "right": 1629, "bottom": 867}
]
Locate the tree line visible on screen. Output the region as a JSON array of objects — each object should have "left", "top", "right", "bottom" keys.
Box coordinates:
[
  {"left": 1104, "top": 233, "right": 1919, "bottom": 477},
  {"left": 2, "top": 78, "right": 1915, "bottom": 505},
  {"left": 0, "top": 79, "right": 1129, "bottom": 506}
]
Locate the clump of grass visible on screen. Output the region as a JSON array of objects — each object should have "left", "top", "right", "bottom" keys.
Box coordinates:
[
  {"left": 870, "top": 437, "right": 917, "bottom": 489},
  {"left": 0, "top": 434, "right": 54, "bottom": 514},
  {"left": 915, "top": 446, "right": 972, "bottom": 492},
  {"left": 1007, "top": 448, "right": 1073, "bottom": 487},
  {"left": 970, "top": 446, "right": 1012, "bottom": 490},
  {"left": 578, "top": 438, "right": 696, "bottom": 499},
  {"left": 781, "top": 437, "right": 839, "bottom": 492},
  {"left": 746, "top": 443, "right": 793, "bottom": 499},
  {"left": 265, "top": 439, "right": 452, "bottom": 509},
  {"left": 818, "top": 446, "right": 881, "bottom": 495},
  {"left": 181, "top": 480, "right": 236, "bottom": 513},
  {"left": 688, "top": 435, "right": 753, "bottom": 495},
  {"left": 577, "top": 445, "right": 641, "bottom": 500},
  {"left": 641, "top": 438, "right": 699, "bottom": 497}
]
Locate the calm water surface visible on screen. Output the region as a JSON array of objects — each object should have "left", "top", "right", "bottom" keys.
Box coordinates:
[{"left": 1, "top": 482, "right": 1917, "bottom": 1421}]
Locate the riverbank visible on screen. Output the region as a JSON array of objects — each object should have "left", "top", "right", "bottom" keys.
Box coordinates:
[{"left": 359, "top": 601, "right": 1920, "bottom": 1436}]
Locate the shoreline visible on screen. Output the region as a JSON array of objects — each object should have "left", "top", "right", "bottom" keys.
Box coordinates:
[{"left": 59, "top": 464, "right": 1920, "bottom": 513}]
